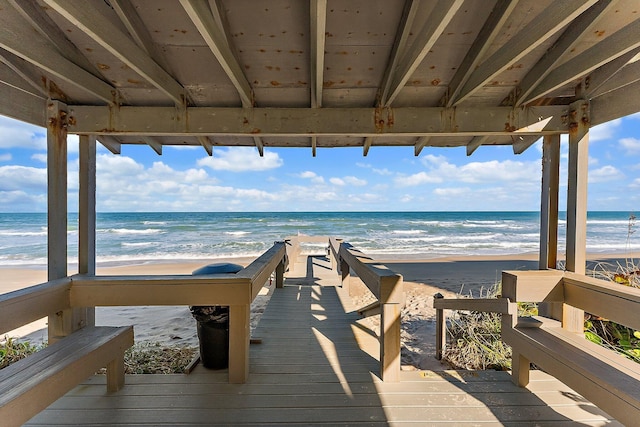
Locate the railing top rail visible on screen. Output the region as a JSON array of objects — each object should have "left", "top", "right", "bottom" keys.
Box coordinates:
[{"left": 338, "top": 241, "right": 403, "bottom": 304}]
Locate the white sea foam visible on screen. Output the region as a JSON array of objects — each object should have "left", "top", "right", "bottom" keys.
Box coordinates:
[{"left": 102, "top": 228, "right": 164, "bottom": 235}]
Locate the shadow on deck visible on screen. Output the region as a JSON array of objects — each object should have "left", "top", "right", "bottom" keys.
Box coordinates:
[{"left": 27, "top": 255, "right": 621, "bottom": 426}]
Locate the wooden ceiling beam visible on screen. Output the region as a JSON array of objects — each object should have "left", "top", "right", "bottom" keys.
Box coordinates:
[
  {"left": 514, "top": 0, "right": 616, "bottom": 107},
  {"left": 512, "top": 135, "right": 540, "bottom": 154},
  {"left": 197, "top": 136, "right": 214, "bottom": 156},
  {"left": 68, "top": 105, "right": 569, "bottom": 137},
  {"left": 0, "top": 9, "right": 115, "bottom": 104},
  {"left": 378, "top": 0, "right": 420, "bottom": 107},
  {"left": 445, "top": 0, "right": 519, "bottom": 107},
  {"left": 588, "top": 53, "right": 640, "bottom": 99},
  {"left": 525, "top": 19, "right": 640, "bottom": 104},
  {"left": 382, "top": 0, "right": 463, "bottom": 107},
  {"left": 310, "top": 0, "right": 327, "bottom": 108},
  {"left": 44, "top": 0, "right": 185, "bottom": 106},
  {"left": 97, "top": 136, "right": 122, "bottom": 155},
  {"left": 180, "top": 0, "right": 253, "bottom": 108},
  {"left": 466, "top": 136, "right": 489, "bottom": 156},
  {"left": 414, "top": 136, "right": 430, "bottom": 156},
  {"left": 8, "top": 0, "right": 99, "bottom": 77},
  {"left": 0, "top": 50, "right": 49, "bottom": 98},
  {"left": 454, "top": 0, "right": 596, "bottom": 105},
  {"left": 141, "top": 136, "right": 163, "bottom": 155}
]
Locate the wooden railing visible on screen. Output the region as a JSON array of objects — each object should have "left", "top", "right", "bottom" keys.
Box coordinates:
[
  {"left": 0, "top": 241, "right": 288, "bottom": 384},
  {"left": 329, "top": 237, "right": 403, "bottom": 382},
  {"left": 433, "top": 270, "right": 640, "bottom": 426}
]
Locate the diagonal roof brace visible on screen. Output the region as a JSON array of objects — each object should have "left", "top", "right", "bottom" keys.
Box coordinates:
[{"left": 44, "top": 0, "right": 186, "bottom": 106}]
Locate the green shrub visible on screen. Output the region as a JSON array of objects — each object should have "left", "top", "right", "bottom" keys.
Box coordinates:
[{"left": 0, "top": 336, "right": 45, "bottom": 369}]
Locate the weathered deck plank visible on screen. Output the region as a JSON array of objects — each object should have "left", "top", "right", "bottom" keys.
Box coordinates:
[{"left": 26, "top": 254, "right": 622, "bottom": 426}]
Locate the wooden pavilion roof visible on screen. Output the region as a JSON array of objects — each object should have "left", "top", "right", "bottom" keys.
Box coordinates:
[{"left": 0, "top": 0, "right": 639, "bottom": 156}]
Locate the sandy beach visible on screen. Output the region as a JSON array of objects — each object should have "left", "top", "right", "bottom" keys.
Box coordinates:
[{"left": 2, "top": 251, "right": 637, "bottom": 370}]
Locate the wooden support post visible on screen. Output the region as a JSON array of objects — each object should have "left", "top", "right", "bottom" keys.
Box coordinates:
[
  {"left": 434, "top": 293, "right": 445, "bottom": 360},
  {"left": 511, "top": 351, "right": 531, "bottom": 387},
  {"left": 47, "top": 100, "right": 86, "bottom": 342},
  {"left": 228, "top": 304, "right": 250, "bottom": 384},
  {"left": 539, "top": 134, "right": 561, "bottom": 319},
  {"left": 78, "top": 134, "right": 96, "bottom": 326},
  {"left": 564, "top": 99, "right": 588, "bottom": 333},
  {"left": 539, "top": 134, "right": 560, "bottom": 270},
  {"left": 380, "top": 303, "right": 401, "bottom": 382},
  {"left": 340, "top": 257, "right": 350, "bottom": 295},
  {"left": 275, "top": 258, "right": 285, "bottom": 288},
  {"left": 106, "top": 352, "right": 126, "bottom": 392}
]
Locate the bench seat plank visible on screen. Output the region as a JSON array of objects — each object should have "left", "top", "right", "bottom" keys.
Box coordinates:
[
  {"left": 503, "top": 324, "right": 640, "bottom": 426},
  {"left": 0, "top": 326, "right": 133, "bottom": 427}
]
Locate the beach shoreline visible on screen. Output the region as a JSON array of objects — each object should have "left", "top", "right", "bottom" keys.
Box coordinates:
[{"left": 2, "top": 251, "right": 637, "bottom": 369}]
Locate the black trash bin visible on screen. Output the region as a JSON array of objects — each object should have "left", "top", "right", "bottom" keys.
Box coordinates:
[{"left": 190, "top": 262, "right": 243, "bottom": 369}]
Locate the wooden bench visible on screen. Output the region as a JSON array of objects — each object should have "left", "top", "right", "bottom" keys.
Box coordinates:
[
  {"left": 0, "top": 325, "right": 133, "bottom": 427},
  {"left": 0, "top": 277, "right": 134, "bottom": 426},
  {"left": 501, "top": 270, "right": 640, "bottom": 427}
]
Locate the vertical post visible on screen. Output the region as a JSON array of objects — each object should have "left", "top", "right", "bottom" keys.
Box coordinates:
[
  {"left": 539, "top": 134, "right": 560, "bottom": 270},
  {"left": 47, "top": 100, "right": 75, "bottom": 342},
  {"left": 564, "top": 99, "right": 588, "bottom": 333},
  {"left": 228, "top": 303, "right": 250, "bottom": 383},
  {"left": 380, "top": 302, "right": 401, "bottom": 382},
  {"left": 78, "top": 134, "right": 96, "bottom": 326},
  {"left": 539, "top": 134, "right": 561, "bottom": 319},
  {"left": 434, "top": 293, "right": 445, "bottom": 360},
  {"left": 275, "top": 258, "right": 285, "bottom": 288},
  {"left": 340, "top": 256, "right": 350, "bottom": 295}
]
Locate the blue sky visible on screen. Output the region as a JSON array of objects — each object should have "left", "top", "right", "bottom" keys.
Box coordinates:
[{"left": 0, "top": 112, "right": 639, "bottom": 213}]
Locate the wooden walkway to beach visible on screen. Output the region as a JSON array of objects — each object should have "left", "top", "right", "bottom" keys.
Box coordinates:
[{"left": 26, "top": 254, "right": 621, "bottom": 426}]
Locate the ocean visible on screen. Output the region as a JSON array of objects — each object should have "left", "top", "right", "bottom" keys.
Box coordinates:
[{"left": 0, "top": 211, "right": 637, "bottom": 267}]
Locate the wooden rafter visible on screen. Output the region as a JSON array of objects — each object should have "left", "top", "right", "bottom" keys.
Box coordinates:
[
  {"left": 515, "top": 0, "right": 619, "bottom": 106},
  {"left": 414, "top": 136, "right": 430, "bottom": 156},
  {"left": 197, "top": 136, "right": 213, "bottom": 156},
  {"left": 466, "top": 136, "right": 489, "bottom": 156},
  {"left": 512, "top": 135, "right": 540, "bottom": 154},
  {"left": 525, "top": 20, "right": 640, "bottom": 104},
  {"left": 0, "top": 50, "right": 49, "bottom": 98},
  {"left": 141, "top": 136, "right": 162, "bottom": 155},
  {"left": 310, "top": 0, "right": 327, "bottom": 109},
  {"left": 378, "top": 0, "right": 420, "bottom": 107},
  {"left": 97, "top": 136, "right": 122, "bottom": 155},
  {"left": 382, "top": 0, "right": 463, "bottom": 107},
  {"left": 445, "top": 0, "right": 518, "bottom": 107},
  {"left": 0, "top": 10, "right": 114, "bottom": 104},
  {"left": 454, "top": 0, "right": 596, "bottom": 105},
  {"left": 363, "top": 137, "right": 373, "bottom": 156},
  {"left": 43, "top": 0, "right": 185, "bottom": 106},
  {"left": 588, "top": 53, "right": 640, "bottom": 98},
  {"left": 180, "top": 0, "right": 253, "bottom": 108},
  {"left": 7, "top": 0, "right": 99, "bottom": 77}
]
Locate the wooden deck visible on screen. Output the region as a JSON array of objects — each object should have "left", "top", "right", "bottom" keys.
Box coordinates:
[{"left": 26, "top": 255, "right": 621, "bottom": 426}]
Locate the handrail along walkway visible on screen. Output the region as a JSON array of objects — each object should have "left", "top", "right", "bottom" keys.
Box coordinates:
[{"left": 328, "top": 237, "right": 403, "bottom": 382}]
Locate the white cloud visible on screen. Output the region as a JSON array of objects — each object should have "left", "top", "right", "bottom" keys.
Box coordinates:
[
  {"left": 31, "top": 153, "right": 47, "bottom": 163},
  {"left": 197, "top": 147, "right": 283, "bottom": 172},
  {"left": 299, "top": 171, "right": 325, "bottom": 184},
  {"left": 343, "top": 176, "right": 367, "bottom": 186},
  {"left": 0, "top": 153, "right": 11, "bottom": 162},
  {"left": 330, "top": 177, "right": 345, "bottom": 186},
  {"left": 620, "top": 137, "right": 640, "bottom": 155},
  {"left": 395, "top": 171, "right": 442, "bottom": 186},
  {"left": 590, "top": 119, "right": 622, "bottom": 142},
  {"left": 433, "top": 187, "right": 471, "bottom": 197},
  {"left": 0, "top": 165, "right": 47, "bottom": 191},
  {"left": 0, "top": 117, "right": 46, "bottom": 150},
  {"left": 589, "top": 165, "right": 624, "bottom": 183},
  {"left": 402, "top": 156, "right": 539, "bottom": 187}
]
